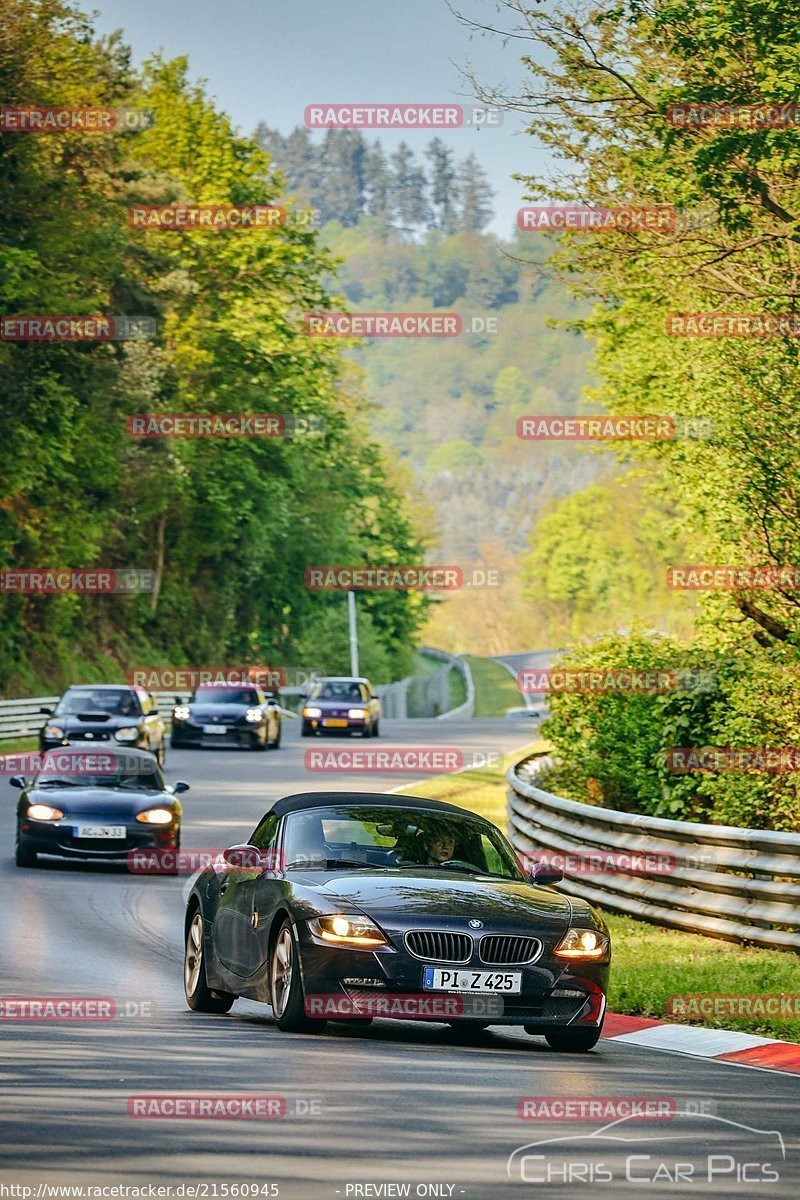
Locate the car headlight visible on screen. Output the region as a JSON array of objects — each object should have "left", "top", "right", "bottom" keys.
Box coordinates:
[
  {"left": 303, "top": 707, "right": 322, "bottom": 718},
  {"left": 27, "top": 804, "right": 64, "bottom": 821},
  {"left": 348, "top": 708, "right": 367, "bottom": 719},
  {"left": 114, "top": 727, "right": 139, "bottom": 742},
  {"left": 173, "top": 706, "right": 190, "bottom": 722},
  {"left": 554, "top": 928, "right": 610, "bottom": 959},
  {"left": 308, "top": 914, "right": 387, "bottom": 947},
  {"left": 135, "top": 807, "right": 174, "bottom": 825},
  {"left": 44, "top": 724, "right": 65, "bottom": 739},
  {"left": 245, "top": 708, "right": 262, "bottom": 723}
]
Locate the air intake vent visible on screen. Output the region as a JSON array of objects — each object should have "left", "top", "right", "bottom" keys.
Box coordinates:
[
  {"left": 479, "top": 935, "right": 541, "bottom": 965},
  {"left": 405, "top": 930, "right": 473, "bottom": 963}
]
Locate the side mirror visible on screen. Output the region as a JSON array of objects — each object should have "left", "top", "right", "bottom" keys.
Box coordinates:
[
  {"left": 9, "top": 776, "right": 26, "bottom": 789},
  {"left": 172, "top": 780, "right": 190, "bottom": 794},
  {"left": 529, "top": 862, "right": 564, "bottom": 885},
  {"left": 40, "top": 707, "right": 53, "bottom": 716},
  {"left": 222, "top": 844, "right": 262, "bottom": 870}
]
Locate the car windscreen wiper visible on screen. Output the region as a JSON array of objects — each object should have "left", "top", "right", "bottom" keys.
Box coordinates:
[{"left": 36, "top": 778, "right": 84, "bottom": 787}]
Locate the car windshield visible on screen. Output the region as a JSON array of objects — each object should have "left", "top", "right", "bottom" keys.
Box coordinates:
[
  {"left": 310, "top": 680, "right": 364, "bottom": 702},
  {"left": 35, "top": 761, "right": 165, "bottom": 791},
  {"left": 193, "top": 687, "right": 259, "bottom": 705},
  {"left": 56, "top": 688, "right": 140, "bottom": 716},
  {"left": 282, "top": 805, "right": 524, "bottom": 880}
]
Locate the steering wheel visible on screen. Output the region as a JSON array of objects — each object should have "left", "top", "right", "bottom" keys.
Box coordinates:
[{"left": 439, "top": 858, "right": 479, "bottom": 871}]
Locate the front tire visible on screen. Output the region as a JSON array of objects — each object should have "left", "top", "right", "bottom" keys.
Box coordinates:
[
  {"left": 155, "top": 740, "right": 166, "bottom": 767},
  {"left": 301, "top": 722, "right": 314, "bottom": 738},
  {"left": 15, "top": 833, "right": 38, "bottom": 868},
  {"left": 269, "top": 920, "right": 326, "bottom": 1033},
  {"left": 542, "top": 1025, "right": 603, "bottom": 1052},
  {"left": 372, "top": 720, "right": 380, "bottom": 738},
  {"left": 184, "top": 908, "right": 235, "bottom": 1013},
  {"left": 269, "top": 721, "right": 281, "bottom": 749}
]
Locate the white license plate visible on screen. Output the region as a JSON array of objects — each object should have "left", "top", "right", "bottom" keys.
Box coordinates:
[
  {"left": 423, "top": 967, "right": 522, "bottom": 994},
  {"left": 75, "top": 825, "right": 126, "bottom": 839},
  {"left": 203, "top": 725, "right": 227, "bottom": 734}
]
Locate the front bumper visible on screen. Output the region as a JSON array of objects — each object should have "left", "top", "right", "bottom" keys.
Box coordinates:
[
  {"left": 293, "top": 925, "right": 608, "bottom": 1027},
  {"left": 18, "top": 819, "right": 178, "bottom": 862},
  {"left": 171, "top": 722, "right": 261, "bottom": 748},
  {"left": 302, "top": 716, "right": 368, "bottom": 734}
]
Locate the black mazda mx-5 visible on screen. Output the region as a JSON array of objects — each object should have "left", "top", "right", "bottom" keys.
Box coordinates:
[
  {"left": 183, "top": 791, "right": 610, "bottom": 1051},
  {"left": 13, "top": 747, "right": 187, "bottom": 867}
]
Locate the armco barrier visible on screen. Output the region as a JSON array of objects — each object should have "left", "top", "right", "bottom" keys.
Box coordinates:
[{"left": 507, "top": 752, "right": 800, "bottom": 951}]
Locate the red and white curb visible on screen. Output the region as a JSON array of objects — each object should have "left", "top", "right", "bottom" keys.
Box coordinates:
[{"left": 603, "top": 1012, "right": 800, "bottom": 1074}]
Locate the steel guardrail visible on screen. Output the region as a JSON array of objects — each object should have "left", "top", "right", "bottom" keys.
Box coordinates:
[{"left": 507, "top": 752, "right": 800, "bottom": 951}]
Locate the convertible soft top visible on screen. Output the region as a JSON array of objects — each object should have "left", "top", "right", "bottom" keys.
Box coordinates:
[{"left": 271, "top": 790, "right": 491, "bottom": 821}]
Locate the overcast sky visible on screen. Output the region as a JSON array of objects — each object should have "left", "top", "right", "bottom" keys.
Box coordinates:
[{"left": 89, "top": 0, "right": 550, "bottom": 237}]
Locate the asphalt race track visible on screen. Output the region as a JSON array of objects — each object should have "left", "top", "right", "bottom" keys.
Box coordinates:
[{"left": 1, "top": 716, "right": 798, "bottom": 1198}]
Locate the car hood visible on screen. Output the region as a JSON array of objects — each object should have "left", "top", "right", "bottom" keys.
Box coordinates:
[
  {"left": 308, "top": 871, "right": 573, "bottom": 933},
  {"left": 26, "top": 787, "right": 172, "bottom": 818},
  {"left": 54, "top": 714, "right": 134, "bottom": 731},
  {"left": 308, "top": 698, "right": 362, "bottom": 710}
]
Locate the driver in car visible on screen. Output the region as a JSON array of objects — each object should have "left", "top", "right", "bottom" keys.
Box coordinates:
[{"left": 425, "top": 831, "right": 455, "bottom": 866}]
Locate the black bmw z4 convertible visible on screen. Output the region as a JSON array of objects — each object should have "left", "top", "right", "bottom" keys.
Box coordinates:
[{"left": 183, "top": 791, "right": 610, "bottom": 1051}]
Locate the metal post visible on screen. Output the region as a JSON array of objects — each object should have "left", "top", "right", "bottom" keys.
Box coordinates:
[{"left": 347, "top": 590, "right": 359, "bottom": 677}]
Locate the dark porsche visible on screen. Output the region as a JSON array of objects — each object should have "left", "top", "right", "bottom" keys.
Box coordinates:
[
  {"left": 171, "top": 683, "right": 281, "bottom": 751},
  {"left": 183, "top": 791, "right": 610, "bottom": 1051},
  {"left": 12, "top": 747, "right": 186, "bottom": 868}
]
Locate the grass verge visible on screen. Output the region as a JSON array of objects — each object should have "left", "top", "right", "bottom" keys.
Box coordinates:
[
  {"left": 396, "top": 746, "right": 800, "bottom": 1042},
  {"left": 0, "top": 736, "right": 40, "bottom": 755},
  {"left": 465, "top": 655, "right": 525, "bottom": 716}
]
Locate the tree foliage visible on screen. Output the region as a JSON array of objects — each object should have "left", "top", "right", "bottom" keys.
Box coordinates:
[{"left": 0, "top": 0, "right": 428, "bottom": 691}]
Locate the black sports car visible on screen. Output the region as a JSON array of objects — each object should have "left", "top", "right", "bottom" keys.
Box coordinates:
[
  {"left": 12, "top": 747, "right": 187, "bottom": 867},
  {"left": 171, "top": 684, "right": 281, "bottom": 751},
  {"left": 40, "top": 684, "right": 166, "bottom": 765},
  {"left": 183, "top": 791, "right": 610, "bottom": 1052}
]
